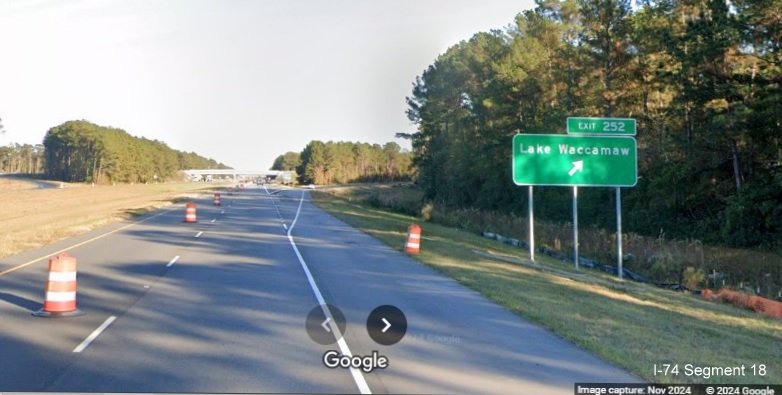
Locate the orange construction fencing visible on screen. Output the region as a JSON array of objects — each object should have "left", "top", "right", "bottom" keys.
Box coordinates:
[{"left": 704, "top": 288, "right": 782, "bottom": 319}]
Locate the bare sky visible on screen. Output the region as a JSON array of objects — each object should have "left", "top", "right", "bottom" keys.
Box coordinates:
[{"left": 0, "top": 0, "right": 534, "bottom": 170}]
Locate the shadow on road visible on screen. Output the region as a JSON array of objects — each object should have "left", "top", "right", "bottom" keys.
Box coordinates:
[{"left": 0, "top": 291, "right": 41, "bottom": 312}]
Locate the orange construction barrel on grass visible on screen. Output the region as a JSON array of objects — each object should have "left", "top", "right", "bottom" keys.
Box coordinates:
[
  {"left": 185, "top": 202, "right": 197, "bottom": 223},
  {"left": 405, "top": 224, "right": 422, "bottom": 254},
  {"left": 213, "top": 193, "right": 221, "bottom": 206}
]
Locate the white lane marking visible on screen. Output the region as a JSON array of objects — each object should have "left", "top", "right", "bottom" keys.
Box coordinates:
[
  {"left": 73, "top": 316, "right": 117, "bottom": 353},
  {"left": 287, "top": 191, "right": 371, "bottom": 394},
  {"left": 167, "top": 255, "right": 180, "bottom": 268},
  {"left": 211, "top": 218, "right": 216, "bottom": 223},
  {"left": 195, "top": 231, "right": 203, "bottom": 238},
  {"left": 221, "top": 210, "right": 225, "bottom": 214},
  {"left": 283, "top": 224, "right": 288, "bottom": 231}
]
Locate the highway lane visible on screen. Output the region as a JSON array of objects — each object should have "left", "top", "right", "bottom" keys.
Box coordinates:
[
  {"left": 0, "top": 184, "right": 641, "bottom": 394},
  {"left": 0, "top": 186, "right": 358, "bottom": 393},
  {"left": 0, "top": 190, "right": 222, "bottom": 391},
  {"left": 44, "top": 186, "right": 356, "bottom": 393},
  {"left": 269, "top": 186, "right": 642, "bottom": 394}
]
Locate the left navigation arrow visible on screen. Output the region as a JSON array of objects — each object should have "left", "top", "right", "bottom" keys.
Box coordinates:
[{"left": 321, "top": 317, "right": 332, "bottom": 333}]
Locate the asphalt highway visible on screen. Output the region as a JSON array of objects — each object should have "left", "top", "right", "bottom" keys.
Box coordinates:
[{"left": 0, "top": 185, "right": 640, "bottom": 394}]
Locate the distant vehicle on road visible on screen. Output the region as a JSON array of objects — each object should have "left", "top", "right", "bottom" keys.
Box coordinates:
[{"left": 307, "top": 184, "right": 316, "bottom": 189}]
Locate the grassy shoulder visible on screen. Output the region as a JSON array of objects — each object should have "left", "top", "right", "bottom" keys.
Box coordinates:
[{"left": 311, "top": 190, "right": 782, "bottom": 385}]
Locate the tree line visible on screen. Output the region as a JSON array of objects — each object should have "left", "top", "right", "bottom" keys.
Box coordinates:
[
  {"left": 404, "top": 0, "right": 782, "bottom": 248},
  {"left": 0, "top": 143, "right": 46, "bottom": 174},
  {"left": 272, "top": 141, "right": 414, "bottom": 184},
  {"left": 0, "top": 117, "right": 45, "bottom": 174},
  {"left": 43, "top": 120, "right": 230, "bottom": 183}
]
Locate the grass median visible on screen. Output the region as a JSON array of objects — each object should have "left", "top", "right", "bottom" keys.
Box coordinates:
[
  {"left": 311, "top": 190, "right": 782, "bottom": 385},
  {"left": 0, "top": 181, "right": 226, "bottom": 260}
]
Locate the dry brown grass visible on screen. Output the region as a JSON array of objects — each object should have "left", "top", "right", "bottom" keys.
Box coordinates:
[
  {"left": 0, "top": 177, "right": 39, "bottom": 190},
  {"left": 0, "top": 182, "right": 220, "bottom": 259}
]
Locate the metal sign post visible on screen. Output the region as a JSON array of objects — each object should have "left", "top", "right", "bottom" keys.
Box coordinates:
[
  {"left": 616, "top": 187, "right": 623, "bottom": 279},
  {"left": 573, "top": 186, "right": 579, "bottom": 269},
  {"left": 528, "top": 186, "right": 535, "bottom": 262}
]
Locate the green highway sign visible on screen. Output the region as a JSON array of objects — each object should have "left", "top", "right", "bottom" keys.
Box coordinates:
[
  {"left": 567, "top": 117, "right": 636, "bottom": 135},
  {"left": 512, "top": 134, "right": 637, "bottom": 187}
]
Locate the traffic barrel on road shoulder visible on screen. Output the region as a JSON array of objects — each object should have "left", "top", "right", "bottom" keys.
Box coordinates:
[
  {"left": 405, "top": 224, "right": 422, "bottom": 254},
  {"left": 213, "top": 193, "right": 221, "bottom": 206},
  {"left": 185, "top": 202, "right": 197, "bottom": 223},
  {"left": 33, "top": 253, "right": 84, "bottom": 317}
]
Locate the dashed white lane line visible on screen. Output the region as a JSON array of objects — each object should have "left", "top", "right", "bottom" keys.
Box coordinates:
[
  {"left": 221, "top": 210, "right": 225, "bottom": 214},
  {"left": 195, "top": 231, "right": 203, "bottom": 238},
  {"left": 73, "top": 316, "right": 117, "bottom": 353},
  {"left": 211, "top": 218, "right": 216, "bottom": 223},
  {"left": 166, "top": 255, "right": 180, "bottom": 268}
]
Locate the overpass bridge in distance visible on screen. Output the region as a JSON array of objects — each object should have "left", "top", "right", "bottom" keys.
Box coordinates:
[{"left": 183, "top": 169, "right": 293, "bottom": 181}]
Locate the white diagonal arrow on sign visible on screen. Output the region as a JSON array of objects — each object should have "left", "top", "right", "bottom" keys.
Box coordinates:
[
  {"left": 568, "top": 160, "right": 584, "bottom": 177},
  {"left": 381, "top": 318, "right": 391, "bottom": 333}
]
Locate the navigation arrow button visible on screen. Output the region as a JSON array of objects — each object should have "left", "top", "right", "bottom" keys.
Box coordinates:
[
  {"left": 367, "top": 305, "right": 407, "bottom": 346},
  {"left": 305, "top": 304, "right": 346, "bottom": 345}
]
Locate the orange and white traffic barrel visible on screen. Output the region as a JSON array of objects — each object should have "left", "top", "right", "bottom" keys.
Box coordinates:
[
  {"left": 32, "top": 253, "right": 84, "bottom": 317},
  {"left": 213, "top": 193, "right": 221, "bottom": 206},
  {"left": 405, "top": 224, "right": 422, "bottom": 254},
  {"left": 185, "top": 202, "right": 197, "bottom": 223}
]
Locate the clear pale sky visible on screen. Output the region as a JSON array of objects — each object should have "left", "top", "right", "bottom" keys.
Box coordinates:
[{"left": 0, "top": 0, "right": 534, "bottom": 170}]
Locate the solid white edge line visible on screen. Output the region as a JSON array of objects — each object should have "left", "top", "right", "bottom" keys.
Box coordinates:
[
  {"left": 167, "top": 255, "right": 180, "bottom": 268},
  {"left": 195, "top": 231, "right": 203, "bottom": 238},
  {"left": 286, "top": 191, "right": 371, "bottom": 395},
  {"left": 73, "top": 316, "right": 117, "bottom": 353}
]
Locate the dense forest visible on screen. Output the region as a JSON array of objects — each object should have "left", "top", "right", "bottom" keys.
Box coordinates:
[
  {"left": 42, "top": 120, "right": 230, "bottom": 183},
  {"left": 404, "top": 0, "right": 782, "bottom": 249},
  {"left": 282, "top": 140, "right": 414, "bottom": 184}
]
